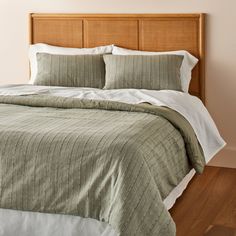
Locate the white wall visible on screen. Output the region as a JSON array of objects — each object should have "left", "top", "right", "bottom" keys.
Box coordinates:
[{"left": 0, "top": 0, "right": 235, "bottom": 167}]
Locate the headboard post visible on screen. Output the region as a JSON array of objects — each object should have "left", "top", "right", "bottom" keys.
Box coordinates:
[
  {"left": 199, "top": 13, "right": 205, "bottom": 103},
  {"left": 30, "top": 13, "right": 205, "bottom": 103}
]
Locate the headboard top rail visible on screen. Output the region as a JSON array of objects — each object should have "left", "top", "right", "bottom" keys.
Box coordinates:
[{"left": 31, "top": 13, "right": 203, "bottom": 18}]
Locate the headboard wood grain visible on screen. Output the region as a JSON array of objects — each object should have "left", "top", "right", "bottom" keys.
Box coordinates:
[{"left": 30, "top": 13, "right": 205, "bottom": 102}]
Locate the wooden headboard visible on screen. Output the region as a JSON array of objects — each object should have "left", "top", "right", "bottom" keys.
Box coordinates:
[{"left": 30, "top": 13, "right": 205, "bottom": 102}]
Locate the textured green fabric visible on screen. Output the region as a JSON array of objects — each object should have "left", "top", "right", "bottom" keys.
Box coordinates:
[
  {"left": 104, "top": 55, "right": 184, "bottom": 90},
  {"left": 0, "top": 95, "right": 205, "bottom": 236},
  {"left": 34, "top": 53, "right": 105, "bottom": 88}
]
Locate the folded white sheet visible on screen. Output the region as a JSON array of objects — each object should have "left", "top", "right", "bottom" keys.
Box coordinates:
[
  {"left": 0, "top": 85, "right": 226, "bottom": 163},
  {"left": 0, "top": 209, "right": 117, "bottom": 236}
]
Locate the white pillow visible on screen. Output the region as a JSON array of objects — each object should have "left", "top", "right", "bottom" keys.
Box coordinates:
[
  {"left": 112, "top": 46, "right": 198, "bottom": 93},
  {"left": 29, "top": 43, "right": 114, "bottom": 84}
]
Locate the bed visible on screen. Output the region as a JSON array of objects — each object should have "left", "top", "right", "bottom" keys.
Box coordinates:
[{"left": 0, "top": 14, "right": 226, "bottom": 236}]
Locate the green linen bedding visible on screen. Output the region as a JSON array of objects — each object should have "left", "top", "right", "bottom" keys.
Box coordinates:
[
  {"left": 0, "top": 95, "right": 205, "bottom": 236},
  {"left": 34, "top": 54, "right": 105, "bottom": 88},
  {"left": 103, "top": 55, "right": 183, "bottom": 91}
]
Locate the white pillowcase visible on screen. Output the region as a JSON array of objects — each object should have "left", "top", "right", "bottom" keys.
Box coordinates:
[
  {"left": 112, "top": 46, "right": 198, "bottom": 93},
  {"left": 29, "top": 43, "right": 114, "bottom": 84}
]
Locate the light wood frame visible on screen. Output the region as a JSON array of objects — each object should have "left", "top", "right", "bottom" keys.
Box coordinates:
[{"left": 30, "top": 13, "right": 205, "bottom": 102}]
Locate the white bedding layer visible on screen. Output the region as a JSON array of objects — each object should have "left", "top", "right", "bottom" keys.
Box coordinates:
[{"left": 0, "top": 85, "right": 225, "bottom": 236}]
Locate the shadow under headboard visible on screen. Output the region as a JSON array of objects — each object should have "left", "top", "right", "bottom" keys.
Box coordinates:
[{"left": 30, "top": 13, "right": 205, "bottom": 102}]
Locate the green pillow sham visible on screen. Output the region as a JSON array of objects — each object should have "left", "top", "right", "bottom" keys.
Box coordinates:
[
  {"left": 103, "top": 54, "right": 184, "bottom": 91},
  {"left": 34, "top": 53, "right": 105, "bottom": 88}
]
